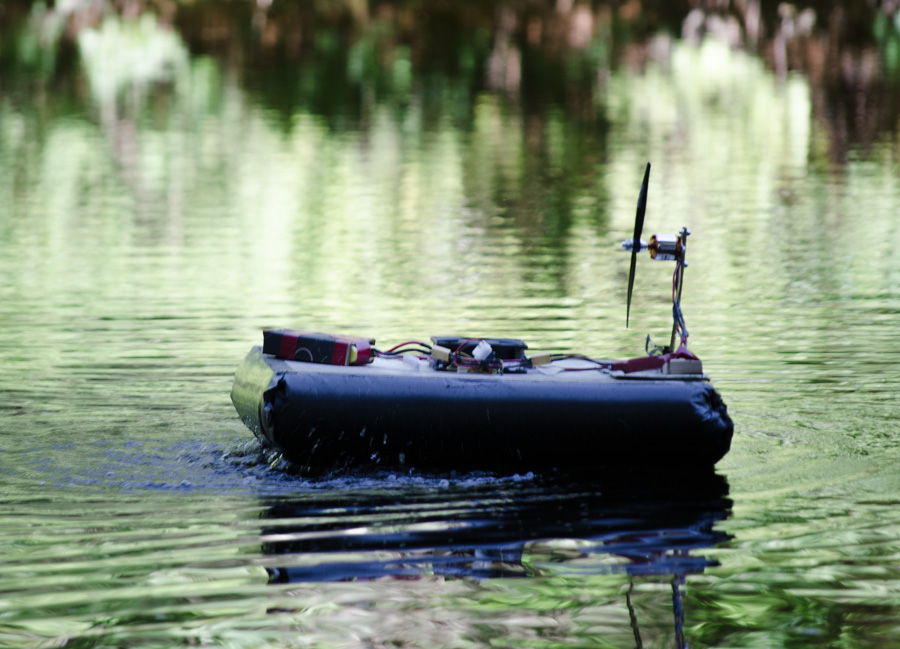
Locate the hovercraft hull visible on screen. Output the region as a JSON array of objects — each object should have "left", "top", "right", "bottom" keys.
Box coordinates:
[{"left": 231, "top": 346, "right": 733, "bottom": 474}]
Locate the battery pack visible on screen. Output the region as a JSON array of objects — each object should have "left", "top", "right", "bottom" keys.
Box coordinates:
[{"left": 263, "top": 329, "right": 374, "bottom": 366}]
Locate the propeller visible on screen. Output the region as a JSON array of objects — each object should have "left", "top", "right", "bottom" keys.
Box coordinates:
[{"left": 625, "top": 162, "right": 651, "bottom": 327}]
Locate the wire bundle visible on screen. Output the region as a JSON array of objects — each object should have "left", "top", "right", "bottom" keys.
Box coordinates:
[
  {"left": 375, "top": 337, "right": 614, "bottom": 374},
  {"left": 445, "top": 338, "right": 508, "bottom": 373},
  {"left": 373, "top": 340, "right": 433, "bottom": 358},
  {"left": 671, "top": 260, "right": 689, "bottom": 348}
]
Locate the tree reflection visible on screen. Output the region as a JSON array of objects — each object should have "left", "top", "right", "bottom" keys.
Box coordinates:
[{"left": 4, "top": 1, "right": 900, "bottom": 163}]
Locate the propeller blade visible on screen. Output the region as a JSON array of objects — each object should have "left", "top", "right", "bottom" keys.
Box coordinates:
[
  {"left": 626, "top": 250, "right": 638, "bottom": 327},
  {"left": 626, "top": 162, "right": 651, "bottom": 327}
]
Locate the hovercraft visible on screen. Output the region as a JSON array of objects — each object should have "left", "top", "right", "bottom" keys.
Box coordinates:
[{"left": 230, "top": 163, "right": 733, "bottom": 474}]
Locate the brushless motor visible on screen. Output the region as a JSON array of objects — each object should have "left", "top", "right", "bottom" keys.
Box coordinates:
[{"left": 649, "top": 233, "right": 683, "bottom": 261}]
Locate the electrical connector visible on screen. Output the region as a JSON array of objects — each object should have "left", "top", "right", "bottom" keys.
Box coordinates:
[
  {"left": 403, "top": 354, "right": 428, "bottom": 371},
  {"left": 431, "top": 345, "right": 451, "bottom": 362},
  {"left": 472, "top": 340, "right": 493, "bottom": 361},
  {"left": 530, "top": 353, "right": 552, "bottom": 366}
]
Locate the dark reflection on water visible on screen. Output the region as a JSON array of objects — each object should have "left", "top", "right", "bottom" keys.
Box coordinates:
[
  {"left": 261, "top": 472, "right": 731, "bottom": 583},
  {"left": 253, "top": 471, "right": 731, "bottom": 649}
]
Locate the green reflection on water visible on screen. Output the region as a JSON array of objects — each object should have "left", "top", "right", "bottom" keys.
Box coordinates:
[{"left": 2, "top": 2, "right": 900, "bottom": 648}]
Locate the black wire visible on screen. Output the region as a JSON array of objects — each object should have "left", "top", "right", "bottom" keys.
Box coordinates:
[
  {"left": 546, "top": 354, "right": 612, "bottom": 370},
  {"left": 374, "top": 346, "right": 433, "bottom": 357}
]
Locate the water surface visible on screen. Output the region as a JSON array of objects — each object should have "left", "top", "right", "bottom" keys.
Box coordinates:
[{"left": 1, "top": 3, "right": 900, "bottom": 647}]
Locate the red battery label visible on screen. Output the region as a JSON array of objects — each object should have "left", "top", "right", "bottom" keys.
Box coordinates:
[{"left": 262, "top": 329, "right": 373, "bottom": 366}]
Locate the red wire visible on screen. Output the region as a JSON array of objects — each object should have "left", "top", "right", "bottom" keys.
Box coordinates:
[{"left": 453, "top": 338, "right": 482, "bottom": 354}]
